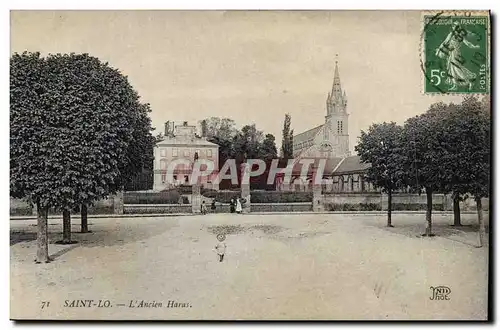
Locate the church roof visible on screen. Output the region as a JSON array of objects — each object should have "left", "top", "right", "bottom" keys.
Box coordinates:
[
  {"left": 293, "top": 124, "right": 324, "bottom": 145},
  {"left": 333, "top": 155, "right": 371, "bottom": 175},
  {"left": 276, "top": 157, "right": 344, "bottom": 177}
]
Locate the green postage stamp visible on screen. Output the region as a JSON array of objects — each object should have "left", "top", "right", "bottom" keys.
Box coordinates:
[{"left": 421, "top": 11, "right": 490, "bottom": 94}]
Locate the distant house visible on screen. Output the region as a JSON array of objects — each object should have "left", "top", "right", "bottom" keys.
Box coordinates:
[{"left": 153, "top": 121, "right": 219, "bottom": 191}]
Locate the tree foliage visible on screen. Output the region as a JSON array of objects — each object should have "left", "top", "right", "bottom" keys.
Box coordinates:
[
  {"left": 10, "top": 52, "right": 152, "bottom": 211},
  {"left": 355, "top": 122, "right": 406, "bottom": 193},
  {"left": 281, "top": 113, "right": 293, "bottom": 159}
]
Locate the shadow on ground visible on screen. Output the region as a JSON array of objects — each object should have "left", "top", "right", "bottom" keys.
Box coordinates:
[
  {"left": 366, "top": 215, "right": 490, "bottom": 248},
  {"left": 206, "top": 224, "right": 285, "bottom": 237},
  {"left": 11, "top": 219, "right": 179, "bottom": 248}
]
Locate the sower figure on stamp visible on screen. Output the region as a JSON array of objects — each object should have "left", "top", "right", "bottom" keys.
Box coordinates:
[
  {"left": 213, "top": 234, "right": 227, "bottom": 262},
  {"left": 435, "top": 21, "right": 480, "bottom": 91}
]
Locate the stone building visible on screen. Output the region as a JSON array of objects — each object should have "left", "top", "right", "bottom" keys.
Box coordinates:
[
  {"left": 277, "top": 59, "right": 375, "bottom": 193},
  {"left": 292, "top": 60, "right": 351, "bottom": 159},
  {"left": 153, "top": 121, "right": 219, "bottom": 191}
]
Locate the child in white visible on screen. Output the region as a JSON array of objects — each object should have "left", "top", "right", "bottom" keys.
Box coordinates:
[{"left": 214, "top": 234, "right": 227, "bottom": 262}]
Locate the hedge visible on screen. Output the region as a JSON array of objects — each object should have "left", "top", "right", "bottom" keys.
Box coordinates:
[
  {"left": 325, "top": 203, "right": 445, "bottom": 211},
  {"left": 124, "top": 190, "right": 189, "bottom": 204},
  {"left": 392, "top": 203, "right": 444, "bottom": 211},
  {"left": 326, "top": 203, "right": 382, "bottom": 211},
  {"left": 250, "top": 191, "right": 313, "bottom": 203},
  {"left": 202, "top": 190, "right": 241, "bottom": 204}
]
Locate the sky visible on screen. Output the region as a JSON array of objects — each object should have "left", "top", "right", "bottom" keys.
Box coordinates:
[{"left": 10, "top": 10, "right": 465, "bottom": 153}]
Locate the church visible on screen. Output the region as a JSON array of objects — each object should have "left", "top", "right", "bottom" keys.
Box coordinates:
[
  {"left": 276, "top": 60, "right": 374, "bottom": 193},
  {"left": 293, "top": 60, "right": 350, "bottom": 159}
]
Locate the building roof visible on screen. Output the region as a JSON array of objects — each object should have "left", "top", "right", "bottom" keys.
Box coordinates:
[
  {"left": 276, "top": 157, "right": 344, "bottom": 177},
  {"left": 293, "top": 124, "right": 323, "bottom": 145},
  {"left": 157, "top": 137, "right": 219, "bottom": 147},
  {"left": 333, "top": 155, "right": 371, "bottom": 174}
]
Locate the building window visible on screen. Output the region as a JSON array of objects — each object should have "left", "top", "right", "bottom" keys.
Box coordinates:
[
  {"left": 207, "top": 149, "right": 212, "bottom": 157},
  {"left": 172, "top": 148, "right": 178, "bottom": 157},
  {"left": 184, "top": 149, "right": 190, "bottom": 157},
  {"left": 160, "top": 148, "right": 166, "bottom": 157},
  {"left": 337, "top": 121, "right": 340, "bottom": 134},
  {"left": 161, "top": 173, "right": 166, "bottom": 183},
  {"left": 340, "top": 121, "right": 343, "bottom": 134},
  {"left": 160, "top": 159, "right": 167, "bottom": 170}
]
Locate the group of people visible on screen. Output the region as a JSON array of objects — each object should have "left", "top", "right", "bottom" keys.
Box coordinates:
[{"left": 201, "top": 197, "right": 243, "bottom": 215}]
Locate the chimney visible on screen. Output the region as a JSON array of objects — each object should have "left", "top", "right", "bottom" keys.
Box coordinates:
[{"left": 164, "top": 121, "right": 169, "bottom": 136}]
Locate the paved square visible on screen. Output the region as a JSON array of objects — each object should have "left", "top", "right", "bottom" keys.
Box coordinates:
[{"left": 10, "top": 213, "right": 488, "bottom": 320}]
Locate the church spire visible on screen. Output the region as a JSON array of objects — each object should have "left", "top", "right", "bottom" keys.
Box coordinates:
[
  {"left": 326, "top": 55, "right": 347, "bottom": 115},
  {"left": 331, "top": 55, "right": 342, "bottom": 98}
]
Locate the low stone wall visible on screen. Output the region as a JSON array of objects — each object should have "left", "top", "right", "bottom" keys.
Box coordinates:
[
  {"left": 124, "top": 204, "right": 192, "bottom": 214},
  {"left": 323, "top": 192, "right": 381, "bottom": 205},
  {"left": 251, "top": 202, "right": 313, "bottom": 213},
  {"left": 458, "top": 197, "right": 490, "bottom": 211},
  {"left": 10, "top": 194, "right": 122, "bottom": 216},
  {"left": 323, "top": 193, "right": 449, "bottom": 212},
  {"left": 10, "top": 198, "right": 32, "bottom": 216},
  {"left": 11, "top": 192, "right": 490, "bottom": 216}
]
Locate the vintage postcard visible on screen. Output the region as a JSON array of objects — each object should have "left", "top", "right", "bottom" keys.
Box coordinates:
[{"left": 10, "top": 10, "right": 491, "bottom": 321}]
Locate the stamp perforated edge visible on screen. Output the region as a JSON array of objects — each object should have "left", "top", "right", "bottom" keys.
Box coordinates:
[{"left": 419, "top": 10, "right": 491, "bottom": 96}]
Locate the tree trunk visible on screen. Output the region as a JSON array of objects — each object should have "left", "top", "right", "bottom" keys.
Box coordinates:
[
  {"left": 62, "top": 209, "right": 72, "bottom": 243},
  {"left": 80, "top": 204, "right": 89, "bottom": 233},
  {"left": 453, "top": 194, "right": 461, "bottom": 226},
  {"left": 387, "top": 190, "right": 393, "bottom": 227},
  {"left": 36, "top": 204, "right": 50, "bottom": 263},
  {"left": 477, "top": 198, "right": 486, "bottom": 247},
  {"left": 424, "top": 189, "right": 433, "bottom": 236}
]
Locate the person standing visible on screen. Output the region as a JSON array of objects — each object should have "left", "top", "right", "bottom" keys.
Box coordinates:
[
  {"left": 213, "top": 234, "right": 227, "bottom": 262},
  {"left": 230, "top": 198, "right": 235, "bottom": 213},
  {"left": 235, "top": 198, "right": 242, "bottom": 214}
]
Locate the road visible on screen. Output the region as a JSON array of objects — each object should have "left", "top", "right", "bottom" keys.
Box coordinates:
[{"left": 10, "top": 212, "right": 489, "bottom": 320}]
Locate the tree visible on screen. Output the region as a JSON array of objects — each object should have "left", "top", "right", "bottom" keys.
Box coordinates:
[
  {"left": 281, "top": 113, "right": 293, "bottom": 159},
  {"left": 355, "top": 122, "right": 405, "bottom": 227},
  {"left": 451, "top": 96, "right": 490, "bottom": 246},
  {"left": 11, "top": 52, "right": 146, "bottom": 259},
  {"left": 402, "top": 103, "right": 449, "bottom": 236},
  {"left": 10, "top": 52, "right": 50, "bottom": 262},
  {"left": 80, "top": 102, "right": 155, "bottom": 233},
  {"left": 199, "top": 117, "right": 237, "bottom": 140},
  {"left": 260, "top": 134, "right": 278, "bottom": 161},
  {"left": 423, "top": 102, "right": 467, "bottom": 226}
]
